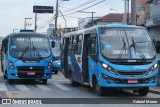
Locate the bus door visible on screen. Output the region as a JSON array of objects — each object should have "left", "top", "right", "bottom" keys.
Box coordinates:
[
  {"left": 61, "top": 38, "right": 69, "bottom": 78},
  {"left": 87, "top": 34, "right": 98, "bottom": 84},
  {"left": 82, "top": 34, "right": 98, "bottom": 83},
  {"left": 1, "top": 37, "right": 8, "bottom": 74},
  {"left": 69, "top": 35, "right": 83, "bottom": 83}
]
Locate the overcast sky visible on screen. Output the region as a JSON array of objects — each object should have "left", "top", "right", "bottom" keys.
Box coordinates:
[{"left": 0, "top": 0, "right": 125, "bottom": 36}]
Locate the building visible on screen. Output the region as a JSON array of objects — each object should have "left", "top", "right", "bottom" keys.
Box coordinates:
[
  {"left": 135, "top": 0, "right": 148, "bottom": 25},
  {"left": 134, "top": 0, "right": 160, "bottom": 41},
  {"left": 78, "top": 13, "right": 123, "bottom": 29},
  {"left": 78, "top": 17, "right": 99, "bottom": 30},
  {"left": 90, "top": 13, "right": 123, "bottom": 25},
  {"left": 145, "top": 0, "right": 160, "bottom": 40}
]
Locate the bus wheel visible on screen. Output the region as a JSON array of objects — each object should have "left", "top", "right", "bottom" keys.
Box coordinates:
[
  {"left": 138, "top": 87, "right": 149, "bottom": 96},
  {"left": 3, "top": 75, "right": 7, "bottom": 79},
  {"left": 93, "top": 77, "right": 105, "bottom": 96},
  {"left": 54, "top": 70, "right": 58, "bottom": 74},
  {"left": 70, "top": 73, "right": 78, "bottom": 86},
  {"left": 8, "top": 79, "right": 14, "bottom": 84},
  {"left": 42, "top": 79, "right": 47, "bottom": 84}
]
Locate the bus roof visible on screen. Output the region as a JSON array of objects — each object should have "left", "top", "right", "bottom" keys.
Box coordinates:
[
  {"left": 62, "top": 24, "right": 144, "bottom": 38},
  {"left": 20, "top": 29, "right": 34, "bottom": 32},
  {"left": 11, "top": 32, "right": 48, "bottom": 37}
]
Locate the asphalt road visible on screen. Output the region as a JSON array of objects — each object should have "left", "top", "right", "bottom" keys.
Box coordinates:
[{"left": 0, "top": 67, "right": 159, "bottom": 106}]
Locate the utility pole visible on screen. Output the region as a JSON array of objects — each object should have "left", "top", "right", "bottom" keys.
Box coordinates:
[
  {"left": 131, "top": 0, "right": 136, "bottom": 25},
  {"left": 54, "top": 0, "right": 59, "bottom": 38},
  {"left": 78, "top": 11, "right": 96, "bottom": 21},
  {"left": 124, "top": 0, "right": 130, "bottom": 24},
  {"left": 13, "top": 29, "right": 18, "bottom": 34},
  {"left": 24, "top": 18, "right": 32, "bottom": 29},
  {"left": 35, "top": 13, "right": 37, "bottom": 32},
  {"left": 59, "top": 10, "right": 67, "bottom": 33},
  {"left": 54, "top": 0, "right": 69, "bottom": 38}
]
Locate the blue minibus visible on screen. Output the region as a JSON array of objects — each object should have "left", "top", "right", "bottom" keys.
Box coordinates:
[
  {"left": 52, "top": 41, "right": 61, "bottom": 74},
  {"left": 61, "top": 24, "right": 159, "bottom": 96},
  {"left": 1, "top": 32, "right": 54, "bottom": 84}
]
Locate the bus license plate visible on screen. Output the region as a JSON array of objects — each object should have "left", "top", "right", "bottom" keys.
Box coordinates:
[
  {"left": 27, "top": 72, "right": 35, "bottom": 76},
  {"left": 128, "top": 79, "right": 138, "bottom": 84}
]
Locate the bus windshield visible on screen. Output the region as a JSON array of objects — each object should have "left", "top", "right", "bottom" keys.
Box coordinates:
[
  {"left": 52, "top": 42, "right": 61, "bottom": 58},
  {"left": 10, "top": 36, "right": 51, "bottom": 60},
  {"left": 100, "top": 28, "right": 155, "bottom": 60}
]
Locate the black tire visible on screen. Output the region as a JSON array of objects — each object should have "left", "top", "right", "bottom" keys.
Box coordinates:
[
  {"left": 8, "top": 79, "right": 14, "bottom": 84},
  {"left": 93, "top": 77, "right": 105, "bottom": 96},
  {"left": 138, "top": 87, "right": 149, "bottom": 96},
  {"left": 54, "top": 70, "right": 58, "bottom": 74},
  {"left": 70, "top": 73, "right": 78, "bottom": 86},
  {"left": 42, "top": 79, "right": 47, "bottom": 84},
  {"left": 3, "top": 75, "right": 7, "bottom": 79}
]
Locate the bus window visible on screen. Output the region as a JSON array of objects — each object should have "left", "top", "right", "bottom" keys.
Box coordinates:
[
  {"left": 88, "top": 36, "right": 97, "bottom": 55},
  {"left": 77, "top": 34, "right": 83, "bottom": 55}
]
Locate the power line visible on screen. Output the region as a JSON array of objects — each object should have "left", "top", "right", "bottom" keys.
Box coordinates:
[
  {"left": 37, "top": 16, "right": 56, "bottom": 30},
  {"left": 61, "top": 0, "right": 106, "bottom": 17},
  {"left": 62, "top": 0, "right": 97, "bottom": 13},
  {"left": 37, "top": 0, "right": 106, "bottom": 30}
]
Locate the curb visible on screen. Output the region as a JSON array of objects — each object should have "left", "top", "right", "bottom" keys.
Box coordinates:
[{"left": 149, "top": 89, "right": 160, "bottom": 95}]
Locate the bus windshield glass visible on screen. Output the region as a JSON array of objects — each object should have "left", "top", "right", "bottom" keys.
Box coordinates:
[
  {"left": 10, "top": 36, "right": 51, "bottom": 60},
  {"left": 100, "top": 28, "right": 155, "bottom": 60}
]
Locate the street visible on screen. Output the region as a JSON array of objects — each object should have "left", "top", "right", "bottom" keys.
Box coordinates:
[{"left": 0, "top": 67, "right": 160, "bottom": 100}]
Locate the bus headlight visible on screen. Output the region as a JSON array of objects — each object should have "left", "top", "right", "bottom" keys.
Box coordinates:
[
  {"left": 9, "top": 60, "right": 14, "bottom": 69},
  {"left": 101, "top": 63, "right": 117, "bottom": 75},
  {"left": 147, "top": 63, "right": 158, "bottom": 75},
  {"left": 47, "top": 60, "right": 52, "bottom": 69}
]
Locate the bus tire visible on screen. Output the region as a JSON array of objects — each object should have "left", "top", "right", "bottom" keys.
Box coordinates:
[
  {"left": 42, "top": 79, "right": 47, "bottom": 84},
  {"left": 3, "top": 75, "right": 7, "bottom": 79},
  {"left": 54, "top": 70, "right": 58, "bottom": 74},
  {"left": 8, "top": 79, "right": 14, "bottom": 84},
  {"left": 93, "top": 77, "right": 105, "bottom": 96},
  {"left": 138, "top": 87, "right": 149, "bottom": 96}
]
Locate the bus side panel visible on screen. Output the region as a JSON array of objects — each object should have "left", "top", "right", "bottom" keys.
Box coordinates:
[{"left": 88, "top": 56, "right": 99, "bottom": 87}]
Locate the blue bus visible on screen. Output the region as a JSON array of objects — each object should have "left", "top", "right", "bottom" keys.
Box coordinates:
[
  {"left": 52, "top": 41, "right": 61, "bottom": 74},
  {"left": 1, "top": 32, "right": 54, "bottom": 84},
  {"left": 61, "top": 24, "right": 159, "bottom": 96}
]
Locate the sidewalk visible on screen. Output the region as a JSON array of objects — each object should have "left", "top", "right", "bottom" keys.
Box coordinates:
[
  {"left": 150, "top": 86, "right": 160, "bottom": 95},
  {"left": 149, "top": 78, "right": 160, "bottom": 94}
]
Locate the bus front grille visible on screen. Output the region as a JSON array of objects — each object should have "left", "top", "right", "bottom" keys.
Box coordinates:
[
  {"left": 17, "top": 66, "right": 45, "bottom": 71},
  {"left": 17, "top": 66, "right": 45, "bottom": 78},
  {"left": 117, "top": 71, "right": 146, "bottom": 76}
]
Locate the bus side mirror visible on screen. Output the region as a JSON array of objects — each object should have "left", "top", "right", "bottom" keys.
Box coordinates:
[{"left": 52, "top": 41, "right": 55, "bottom": 48}]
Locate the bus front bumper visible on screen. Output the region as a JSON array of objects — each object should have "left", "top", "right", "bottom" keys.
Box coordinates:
[
  {"left": 98, "top": 70, "right": 159, "bottom": 88},
  {"left": 7, "top": 69, "right": 52, "bottom": 80}
]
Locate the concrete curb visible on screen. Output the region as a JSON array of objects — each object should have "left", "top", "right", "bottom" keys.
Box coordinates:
[{"left": 149, "top": 89, "right": 160, "bottom": 95}]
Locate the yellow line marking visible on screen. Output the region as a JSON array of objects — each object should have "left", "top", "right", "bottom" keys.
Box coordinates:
[{"left": 6, "top": 91, "right": 14, "bottom": 98}]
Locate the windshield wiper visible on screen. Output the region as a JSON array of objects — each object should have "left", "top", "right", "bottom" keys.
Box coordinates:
[
  {"left": 118, "top": 37, "right": 127, "bottom": 60},
  {"left": 20, "top": 46, "right": 29, "bottom": 60},
  {"left": 130, "top": 37, "right": 146, "bottom": 61},
  {"left": 32, "top": 41, "right": 43, "bottom": 60}
]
